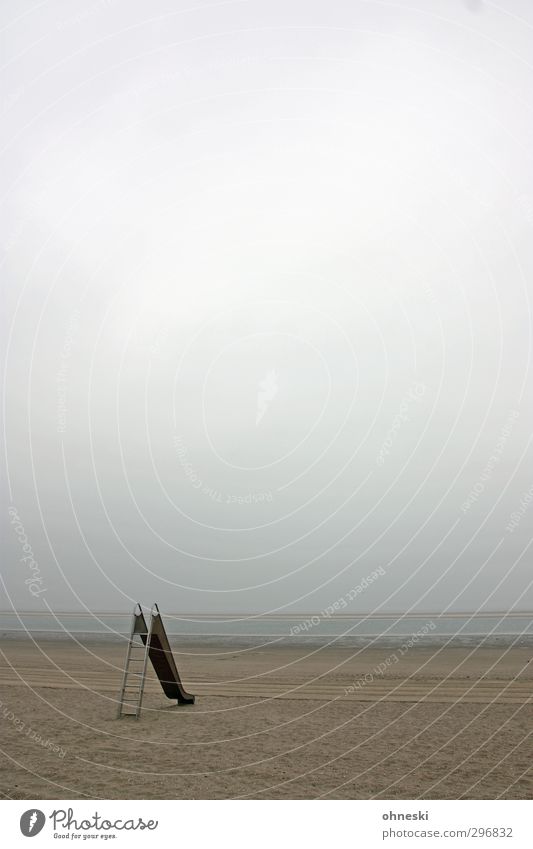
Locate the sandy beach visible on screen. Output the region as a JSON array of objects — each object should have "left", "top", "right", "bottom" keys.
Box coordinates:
[{"left": 0, "top": 639, "right": 531, "bottom": 800}]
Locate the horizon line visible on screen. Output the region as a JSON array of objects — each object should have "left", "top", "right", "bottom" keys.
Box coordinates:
[{"left": 1, "top": 610, "right": 532, "bottom": 619}]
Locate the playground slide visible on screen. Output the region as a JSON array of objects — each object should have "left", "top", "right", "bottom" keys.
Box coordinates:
[{"left": 135, "top": 604, "right": 195, "bottom": 705}]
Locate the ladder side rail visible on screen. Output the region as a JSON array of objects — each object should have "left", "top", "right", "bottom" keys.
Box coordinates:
[
  {"left": 135, "top": 614, "right": 153, "bottom": 718},
  {"left": 117, "top": 605, "right": 139, "bottom": 718}
]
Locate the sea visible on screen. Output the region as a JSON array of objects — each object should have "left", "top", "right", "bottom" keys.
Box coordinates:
[{"left": 1, "top": 611, "right": 532, "bottom": 648}]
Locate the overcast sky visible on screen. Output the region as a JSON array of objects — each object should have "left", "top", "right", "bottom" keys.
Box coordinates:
[{"left": 2, "top": 0, "right": 533, "bottom": 615}]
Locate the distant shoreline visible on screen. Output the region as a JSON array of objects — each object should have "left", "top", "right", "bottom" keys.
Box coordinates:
[
  {"left": 2, "top": 631, "right": 533, "bottom": 649},
  {"left": 2, "top": 610, "right": 532, "bottom": 618},
  {"left": 2, "top": 610, "right": 531, "bottom": 648}
]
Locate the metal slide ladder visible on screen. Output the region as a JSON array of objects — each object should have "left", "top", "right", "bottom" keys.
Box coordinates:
[{"left": 116, "top": 603, "right": 151, "bottom": 719}]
